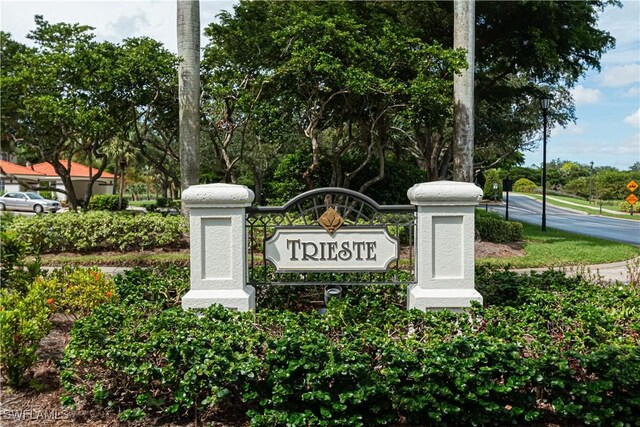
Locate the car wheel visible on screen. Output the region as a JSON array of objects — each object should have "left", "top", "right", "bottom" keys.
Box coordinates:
[
  {"left": 0, "top": 202, "right": 4, "bottom": 211},
  {"left": 34, "top": 204, "right": 44, "bottom": 214}
]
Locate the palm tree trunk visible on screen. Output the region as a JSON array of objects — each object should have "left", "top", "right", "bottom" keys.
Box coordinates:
[
  {"left": 118, "top": 161, "right": 126, "bottom": 210},
  {"left": 177, "top": 0, "right": 201, "bottom": 192},
  {"left": 453, "top": 0, "right": 475, "bottom": 183}
]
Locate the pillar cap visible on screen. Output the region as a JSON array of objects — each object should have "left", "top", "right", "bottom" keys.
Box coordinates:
[
  {"left": 407, "top": 181, "right": 482, "bottom": 206},
  {"left": 182, "top": 183, "right": 255, "bottom": 207}
]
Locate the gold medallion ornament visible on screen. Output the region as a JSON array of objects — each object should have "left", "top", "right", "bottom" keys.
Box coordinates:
[{"left": 318, "top": 207, "right": 344, "bottom": 234}]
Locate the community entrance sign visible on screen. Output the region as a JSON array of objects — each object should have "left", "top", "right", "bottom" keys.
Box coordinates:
[
  {"left": 265, "top": 228, "right": 398, "bottom": 272},
  {"left": 245, "top": 188, "right": 414, "bottom": 287},
  {"left": 181, "top": 181, "right": 484, "bottom": 312}
]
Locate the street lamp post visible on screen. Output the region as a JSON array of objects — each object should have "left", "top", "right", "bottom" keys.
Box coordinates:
[
  {"left": 540, "top": 96, "right": 551, "bottom": 231},
  {"left": 589, "top": 161, "right": 594, "bottom": 203}
]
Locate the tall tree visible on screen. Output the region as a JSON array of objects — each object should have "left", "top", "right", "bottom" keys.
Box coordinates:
[
  {"left": 204, "top": 1, "right": 463, "bottom": 191},
  {"left": 117, "top": 37, "right": 181, "bottom": 199},
  {"left": 1, "top": 17, "right": 123, "bottom": 209},
  {"left": 177, "top": 0, "right": 201, "bottom": 193},
  {"left": 0, "top": 32, "right": 35, "bottom": 157},
  {"left": 200, "top": 0, "right": 617, "bottom": 190},
  {"left": 472, "top": 0, "right": 616, "bottom": 174}
]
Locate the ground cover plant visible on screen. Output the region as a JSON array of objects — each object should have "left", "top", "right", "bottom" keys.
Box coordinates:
[{"left": 58, "top": 267, "right": 640, "bottom": 426}]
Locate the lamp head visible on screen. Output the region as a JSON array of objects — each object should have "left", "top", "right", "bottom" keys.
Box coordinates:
[{"left": 540, "top": 97, "right": 551, "bottom": 111}]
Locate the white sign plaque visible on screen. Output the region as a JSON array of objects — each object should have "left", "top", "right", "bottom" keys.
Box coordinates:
[{"left": 264, "top": 228, "right": 398, "bottom": 272}]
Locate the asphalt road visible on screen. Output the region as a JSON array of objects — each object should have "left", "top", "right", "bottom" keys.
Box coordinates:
[{"left": 485, "top": 194, "right": 640, "bottom": 246}]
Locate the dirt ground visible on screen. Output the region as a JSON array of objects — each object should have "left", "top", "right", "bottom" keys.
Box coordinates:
[
  {"left": 474, "top": 240, "right": 525, "bottom": 259},
  {"left": 1, "top": 241, "right": 523, "bottom": 426}
]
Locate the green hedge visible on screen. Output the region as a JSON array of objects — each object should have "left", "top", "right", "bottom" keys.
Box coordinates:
[
  {"left": 512, "top": 178, "right": 538, "bottom": 193},
  {"left": 475, "top": 210, "right": 523, "bottom": 243},
  {"left": 87, "top": 194, "right": 128, "bottom": 211},
  {"left": 60, "top": 268, "right": 640, "bottom": 425},
  {"left": 6, "top": 211, "right": 187, "bottom": 254}
]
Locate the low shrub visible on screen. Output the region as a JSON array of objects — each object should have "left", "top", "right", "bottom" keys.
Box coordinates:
[
  {"left": 0, "top": 212, "right": 15, "bottom": 231},
  {"left": 475, "top": 210, "right": 523, "bottom": 243},
  {"left": 0, "top": 282, "right": 52, "bottom": 387},
  {"left": 513, "top": 178, "right": 538, "bottom": 193},
  {"left": 88, "top": 194, "right": 128, "bottom": 211},
  {"left": 6, "top": 211, "right": 187, "bottom": 254},
  {"left": 61, "top": 268, "right": 640, "bottom": 425},
  {"left": 113, "top": 266, "right": 189, "bottom": 309},
  {"left": 619, "top": 201, "right": 640, "bottom": 213},
  {"left": 0, "top": 230, "right": 42, "bottom": 294},
  {"left": 37, "top": 267, "right": 117, "bottom": 317}
]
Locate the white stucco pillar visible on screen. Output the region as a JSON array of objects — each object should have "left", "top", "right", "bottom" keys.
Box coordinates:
[
  {"left": 407, "top": 181, "right": 483, "bottom": 311},
  {"left": 181, "top": 183, "right": 255, "bottom": 311}
]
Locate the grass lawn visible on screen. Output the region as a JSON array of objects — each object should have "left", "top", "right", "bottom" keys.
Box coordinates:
[
  {"left": 477, "top": 222, "right": 640, "bottom": 268},
  {"left": 127, "top": 200, "right": 154, "bottom": 207},
  {"left": 524, "top": 193, "right": 639, "bottom": 221},
  {"left": 40, "top": 251, "right": 190, "bottom": 267}
]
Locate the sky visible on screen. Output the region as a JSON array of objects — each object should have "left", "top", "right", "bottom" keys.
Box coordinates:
[{"left": 1, "top": 0, "right": 639, "bottom": 171}]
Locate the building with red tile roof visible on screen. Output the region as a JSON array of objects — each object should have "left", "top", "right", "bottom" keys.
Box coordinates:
[
  {"left": 29, "top": 161, "right": 115, "bottom": 179},
  {"left": 0, "top": 160, "right": 114, "bottom": 201},
  {"left": 0, "top": 160, "right": 43, "bottom": 177}
]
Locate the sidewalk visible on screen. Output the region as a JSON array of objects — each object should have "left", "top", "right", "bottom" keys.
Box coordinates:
[
  {"left": 511, "top": 256, "right": 640, "bottom": 284},
  {"left": 42, "top": 266, "right": 132, "bottom": 275},
  {"left": 545, "top": 195, "right": 624, "bottom": 215},
  {"left": 522, "top": 194, "right": 635, "bottom": 218}
]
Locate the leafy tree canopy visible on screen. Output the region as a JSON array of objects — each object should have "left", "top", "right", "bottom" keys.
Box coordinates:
[{"left": 202, "top": 0, "right": 618, "bottom": 189}]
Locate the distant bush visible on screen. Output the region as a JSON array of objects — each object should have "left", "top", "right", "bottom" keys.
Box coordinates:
[
  {"left": 156, "top": 198, "right": 178, "bottom": 209},
  {"left": 619, "top": 201, "right": 640, "bottom": 213},
  {"left": 564, "top": 171, "right": 639, "bottom": 200},
  {"left": 475, "top": 210, "right": 523, "bottom": 243},
  {"left": 512, "top": 178, "right": 538, "bottom": 193},
  {"left": 563, "top": 176, "right": 589, "bottom": 198},
  {"left": 482, "top": 169, "right": 502, "bottom": 200},
  {"left": 7, "top": 211, "right": 187, "bottom": 254},
  {"left": 61, "top": 268, "right": 640, "bottom": 425},
  {"left": 38, "top": 190, "right": 57, "bottom": 200},
  {"left": 88, "top": 194, "right": 128, "bottom": 211}
]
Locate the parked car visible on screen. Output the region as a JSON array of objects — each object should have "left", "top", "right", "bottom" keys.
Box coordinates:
[{"left": 0, "top": 191, "right": 61, "bottom": 213}]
